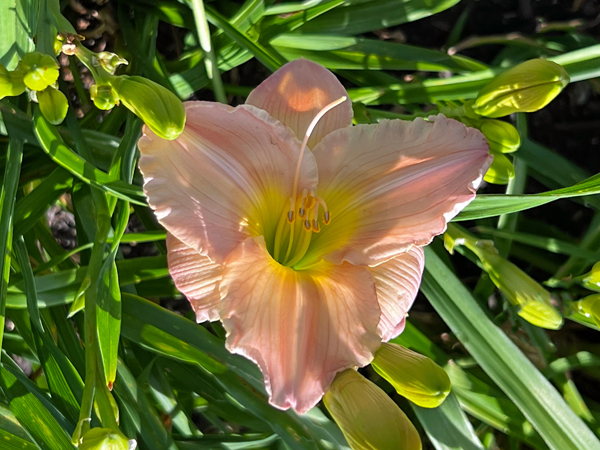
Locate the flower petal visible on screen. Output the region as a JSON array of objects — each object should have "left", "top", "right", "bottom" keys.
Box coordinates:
[
  {"left": 166, "top": 233, "right": 221, "bottom": 323},
  {"left": 308, "top": 115, "right": 492, "bottom": 266},
  {"left": 369, "top": 247, "right": 424, "bottom": 341},
  {"left": 138, "top": 101, "right": 318, "bottom": 264},
  {"left": 220, "top": 236, "right": 381, "bottom": 413},
  {"left": 246, "top": 58, "right": 352, "bottom": 148}
]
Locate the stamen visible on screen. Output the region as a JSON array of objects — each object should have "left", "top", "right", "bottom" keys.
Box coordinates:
[
  {"left": 303, "top": 219, "right": 311, "bottom": 231},
  {"left": 323, "top": 211, "right": 331, "bottom": 225},
  {"left": 311, "top": 202, "right": 321, "bottom": 233},
  {"left": 286, "top": 197, "right": 295, "bottom": 223},
  {"left": 298, "top": 189, "right": 308, "bottom": 218}
]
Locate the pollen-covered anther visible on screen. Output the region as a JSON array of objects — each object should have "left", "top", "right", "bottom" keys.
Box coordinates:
[
  {"left": 323, "top": 211, "right": 331, "bottom": 225},
  {"left": 304, "top": 219, "right": 312, "bottom": 231},
  {"left": 287, "top": 197, "right": 296, "bottom": 223},
  {"left": 311, "top": 220, "right": 321, "bottom": 233}
]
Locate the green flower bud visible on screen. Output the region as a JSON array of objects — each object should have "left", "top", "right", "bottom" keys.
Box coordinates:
[
  {"left": 445, "top": 225, "right": 563, "bottom": 329},
  {"left": 480, "top": 120, "right": 521, "bottom": 154},
  {"left": 483, "top": 152, "right": 515, "bottom": 185},
  {"left": 79, "top": 428, "right": 136, "bottom": 450},
  {"left": 97, "top": 52, "right": 128, "bottom": 75},
  {"left": 109, "top": 75, "right": 185, "bottom": 140},
  {"left": 16, "top": 52, "right": 60, "bottom": 91},
  {"left": 576, "top": 294, "right": 600, "bottom": 327},
  {"left": 581, "top": 261, "right": 600, "bottom": 292},
  {"left": 473, "top": 59, "right": 570, "bottom": 118},
  {"left": 0, "top": 64, "right": 26, "bottom": 99},
  {"left": 372, "top": 343, "right": 451, "bottom": 408},
  {"left": 324, "top": 370, "right": 421, "bottom": 450},
  {"left": 91, "top": 84, "right": 120, "bottom": 110},
  {"left": 474, "top": 241, "right": 563, "bottom": 329},
  {"left": 37, "top": 86, "right": 68, "bottom": 125}
]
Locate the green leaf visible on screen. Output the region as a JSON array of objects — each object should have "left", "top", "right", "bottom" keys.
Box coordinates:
[
  {"left": 0, "top": 137, "right": 23, "bottom": 352},
  {"left": 0, "top": 0, "right": 36, "bottom": 68},
  {"left": 270, "top": 35, "right": 486, "bottom": 72},
  {"left": 96, "top": 255, "right": 121, "bottom": 387},
  {"left": 457, "top": 173, "right": 600, "bottom": 221},
  {"left": 32, "top": 110, "right": 146, "bottom": 205},
  {"left": 421, "top": 246, "right": 600, "bottom": 450},
  {"left": 0, "top": 364, "right": 75, "bottom": 450},
  {"left": 412, "top": 393, "right": 485, "bottom": 450},
  {"left": 295, "top": 0, "right": 461, "bottom": 35}
]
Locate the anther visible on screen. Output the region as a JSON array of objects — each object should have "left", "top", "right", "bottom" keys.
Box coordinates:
[
  {"left": 304, "top": 219, "right": 312, "bottom": 231},
  {"left": 299, "top": 207, "right": 306, "bottom": 218},
  {"left": 323, "top": 211, "right": 331, "bottom": 225},
  {"left": 311, "top": 220, "right": 321, "bottom": 233},
  {"left": 287, "top": 211, "right": 295, "bottom": 223}
]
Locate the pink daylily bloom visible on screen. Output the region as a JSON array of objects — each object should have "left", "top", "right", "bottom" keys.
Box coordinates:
[{"left": 138, "top": 59, "right": 491, "bottom": 413}]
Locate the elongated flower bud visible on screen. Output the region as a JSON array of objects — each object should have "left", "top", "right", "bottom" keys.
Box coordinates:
[
  {"left": 480, "top": 120, "right": 521, "bottom": 154},
  {"left": 372, "top": 343, "right": 451, "bottom": 408},
  {"left": 473, "top": 59, "right": 570, "bottom": 118},
  {"left": 445, "top": 225, "right": 563, "bottom": 329},
  {"left": 109, "top": 75, "right": 185, "bottom": 140},
  {"left": 581, "top": 261, "right": 600, "bottom": 292},
  {"left": 16, "top": 52, "right": 60, "bottom": 92},
  {"left": 324, "top": 370, "right": 421, "bottom": 450},
  {"left": 0, "top": 64, "right": 26, "bottom": 99},
  {"left": 576, "top": 294, "right": 600, "bottom": 327},
  {"left": 37, "top": 86, "right": 68, "bottom": 125},
  {"left": 483, "top": 152, "right": 514, "bottom": 185},
  {"left": 79, "top": 428, "right": 136, "bottom": 450}
]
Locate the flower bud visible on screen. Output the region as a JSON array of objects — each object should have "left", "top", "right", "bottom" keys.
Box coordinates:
[
  {"left": 575, "top": 294, "right": 600, "bottom": 327},
  {"left": 91, "top": 84, "right": 120, "bottom": 110},
  {"left": 480, "top": 120, "right": 521, "bottom": 154},
  {"left": 79, "top": 428, "right": 136, "bottom": 450},
  {"left": 372, "top": 343, "right": 450, "bottom": 408},
  {"left": 474, "top": 242, "right": 563, "bottom": 329},
  {"left": 109, "top": 75, "right": 185, "bottom": 140},
  {"left": 473, "top": 59, "right": 570, "bottom": 118},
  {"left": 483, "top": 152, "right": 514, "bottom": 185},
  {"left": 16, "top": 52, "right": 60, "bottom": 92},
  {"left": 37, "top": 86, "right": 68, "bottom": 125},
  {"left": 581, "top": 261, "right": 600, "bottom": 292},
  {"left": 0, "top": 64, "right": 26, "bottom": 99},
  {"left": 97, "top": 52, "right": 128, "bottom": 75},
  {"left": 324, "top": 370, "right": 421, "bottom": 450}
]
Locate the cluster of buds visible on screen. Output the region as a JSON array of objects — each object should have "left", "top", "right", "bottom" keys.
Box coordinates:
[
  {"left": 1, "top": 34, "right": 186, "bottom": 140},
  {"left": 324, "top": 343, "right": 450, "bottom": 450},
  {"left": 0, "top": 52, "right": 68, "bottom": 124},
  {"left": 59, "top": 34, "right": 185, "bottom": 140},
  {"left": 439, "top": 59, "right": 570, "bottom": 185},
  {"left": 445, "top": 224, "right": 563, "bottom": 330}
]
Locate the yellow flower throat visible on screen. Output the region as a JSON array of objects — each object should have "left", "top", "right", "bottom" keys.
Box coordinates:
[{"left": 268, "top": 96, "right": 346, "bottom": 268}]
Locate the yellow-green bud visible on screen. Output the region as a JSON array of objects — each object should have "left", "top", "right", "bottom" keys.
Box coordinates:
[
  {"left": 16, "top": 52, "right": 60, "bottom": 92},
  {"left": 37, "top": 87, "right": 68, "bottom": 125},
  {"left": 483, "top": 152, "right": 515, "bottom": 185},
  {"left": 473, "top": 59, "right": 570, "bottom": 118},
  {"left": 480, "top": 120, "right": 521, "bottom": 154},
  {"left": 372, "top": 343, "right": 451, "bottom": 408},
  {"left": 324, "top": 370, "right": 421, "bottom": 450},
  {"left": 91, "top": 84, "right": 120, "bottom": 110},
  {"left": 97, "top": 52, "right": 128, "bottom": 75},
  {"left": 576, "top": 294, "right": 600, "bottom": 327},
  {"left": 473, "top": 241, "right": 563, "bottom": 329},
  {"left": 79, "top": 428, "right": 136, "bottom": 450},
  {"left": 0, "top": 64, "right": 26, "bottom": 100},
  {"left": 109, "top": 75, "right": 185, "bottom": 140},
  {"left": 581, "top": 261, "right": 600, "bottom": 292}
]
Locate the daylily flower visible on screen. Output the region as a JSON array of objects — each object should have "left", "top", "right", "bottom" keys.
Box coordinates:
[{"left": 138, "top": 59, "right": 491, "bottom": 413}]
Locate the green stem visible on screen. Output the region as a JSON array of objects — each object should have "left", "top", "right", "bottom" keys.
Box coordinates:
[{"left": 190, "top": 0, "right": 227, "bottom": 103}]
